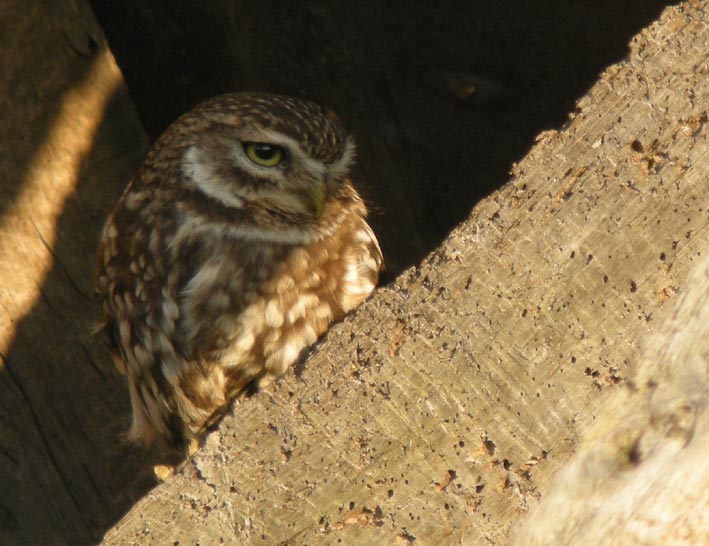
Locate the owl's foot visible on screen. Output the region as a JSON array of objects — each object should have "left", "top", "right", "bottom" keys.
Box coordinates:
[
  {"left": 153, "top": 463, "right": 175, "bottom": 482},
  {"left": 152, "top": 437, "right": 201, "bottom": 481}
]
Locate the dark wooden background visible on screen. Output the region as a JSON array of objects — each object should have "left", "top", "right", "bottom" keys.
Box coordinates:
[{"left": 89, "top": 0, "right": 672, "bottom": 274}]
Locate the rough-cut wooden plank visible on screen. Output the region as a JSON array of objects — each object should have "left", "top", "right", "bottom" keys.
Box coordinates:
[
  {"left": 0, "top": 2, "right": 154, "bottom": 545},
  {"left": 102, "top": 3, "right": 709, "bottom": 545}
]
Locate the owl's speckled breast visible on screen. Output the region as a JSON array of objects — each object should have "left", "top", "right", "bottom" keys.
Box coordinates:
[{"left": 177, "top": 208, "right": 381, "bottom": 437}]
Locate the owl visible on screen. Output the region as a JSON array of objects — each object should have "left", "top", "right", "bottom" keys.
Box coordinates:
[{"left": 95, "top": 92, "right": 382, "bottom": 449}]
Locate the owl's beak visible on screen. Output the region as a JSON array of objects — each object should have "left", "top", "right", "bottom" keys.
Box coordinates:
[{"left": 298, "top": 181, "right": 326, "bottom": 218}]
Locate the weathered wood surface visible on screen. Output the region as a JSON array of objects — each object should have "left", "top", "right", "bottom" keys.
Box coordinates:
[
  {"left": 0, "top": 2, "right": 155, "bottom": 544},
  {"left": 514, "top": 256, "right": 709, "bottom": 545},
  {"left": 101, "top": 3, "right": 709, "bottom": 545}
]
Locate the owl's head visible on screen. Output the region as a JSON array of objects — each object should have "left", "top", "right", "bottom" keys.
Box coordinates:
[{"left": 162, "top": 93, "right": 356, "bottom": 232}]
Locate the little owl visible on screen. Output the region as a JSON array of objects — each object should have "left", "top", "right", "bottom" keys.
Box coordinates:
[{"left": 95, "top": 92, "right": 382, "bottom": 449}]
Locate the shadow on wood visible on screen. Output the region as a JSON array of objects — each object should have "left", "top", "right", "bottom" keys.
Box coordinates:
[{"left": 0, "top": 4, "right": 157, "bottom": 544}]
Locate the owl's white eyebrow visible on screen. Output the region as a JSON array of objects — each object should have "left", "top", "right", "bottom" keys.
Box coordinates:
[
  {"left": 182, "top": 145, "right": 245, "bottom": 209},
  {"left": 244, "top": 128, "right": 328, "bottom": 176},
  {"left": 328, "top": 136, "right": 356, "bottom": 181},
  {"left": 248, "top": 128, "right": 355, "bottom": 181}
]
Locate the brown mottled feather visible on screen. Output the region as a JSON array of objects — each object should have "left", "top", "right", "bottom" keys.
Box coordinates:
[{"left": 94, "top": 93, "right": 382, "bottom": 449}]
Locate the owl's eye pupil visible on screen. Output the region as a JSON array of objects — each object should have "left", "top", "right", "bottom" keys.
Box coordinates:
[
  {"left": 251, "top": 143, "right": 277, "bottom": 160},
  {"left": 243, "top": 142, "right": 285, "bottom": 167}
]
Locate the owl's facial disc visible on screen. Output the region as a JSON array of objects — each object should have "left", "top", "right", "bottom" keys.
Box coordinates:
[
  {"left": 239, "top": 137, "right": 325, "bottom": 217},
  {"left": 230, "top": 127, "right": 342, "bottom": 218},
  {"left": 181, "top": 124, "right": 354, "bottom": 223}
]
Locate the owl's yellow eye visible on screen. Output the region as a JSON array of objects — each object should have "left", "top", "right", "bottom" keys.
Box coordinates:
[{"left": 243, "top": 142, "right": 285, "bottom": 167}]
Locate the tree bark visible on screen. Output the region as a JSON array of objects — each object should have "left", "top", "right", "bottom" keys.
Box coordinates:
[{"left": 100, "top": 3, "right": 709, "bottom": 545}]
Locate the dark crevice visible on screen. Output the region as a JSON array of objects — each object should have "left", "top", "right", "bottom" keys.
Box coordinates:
[
  {"left": 31, "top": 215, "right": 92, "bottom": 301},
  {"left": 89, "top": 0, "right": 675, "bottom": 275}
]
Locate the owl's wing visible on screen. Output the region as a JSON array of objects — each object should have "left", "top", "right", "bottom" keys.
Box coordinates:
[
  {"left": 338, "top": 217, "right": 383, "bottom": 312},
  {"left": 94, "top": 203, "right": 195, "bottom": 447},
  {"left": 93, "top": 220, "right": 128, "bottom": 374}
]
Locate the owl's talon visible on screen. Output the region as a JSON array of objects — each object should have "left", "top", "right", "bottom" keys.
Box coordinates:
[
  {"left": 186, "top": 437, "right": 200, "bottom": 457},
  {"left": 153, "top": 464, "right": 175, "bottom": 482}
]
